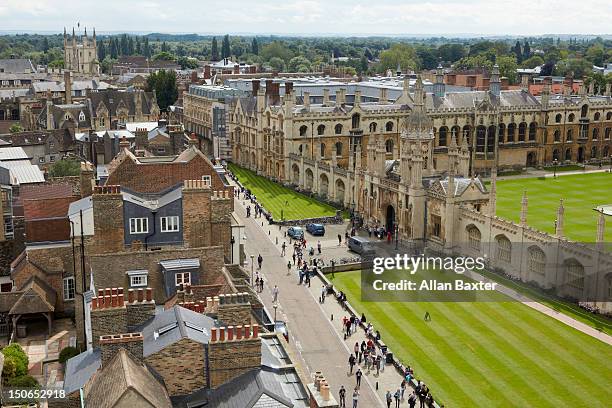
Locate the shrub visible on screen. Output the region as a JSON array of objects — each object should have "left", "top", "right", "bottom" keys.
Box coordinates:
[
  {"left": 8, "top": 374, "right": 39, "bottom": 388},
  {"left": 59, "top": 346, "right": 79, "bottom": 364},
  {"left": 1, "top": 343, "right": 29, "bottom": 378}
]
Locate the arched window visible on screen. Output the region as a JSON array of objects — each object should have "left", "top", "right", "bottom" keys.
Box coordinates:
[
  {"left": 507, "top": 123, "right": 516, "bottom": 142},
  {"left": 607, "top": 112, "right": 612, "bottom": 121},
  {"left": 566, "top": 129, "right": 573, "bottom": 141},
  {"left": 298, "top": 144, "right": 303, "bottom": 155},
  {"left": 565, "top": 259, "right": 584, "bottom": 291},
  {"left": 317, "top": 124, "right": 325, "bottom": 135},
  {"left": 565, "top": 148, "right": 572, "bottom": 161},
  {"left": 467, "top": 226, "right": 481, "bottom": 251},
  {"left": 518, "top": 122, "right": 527, "bottom": 141},
  {"left": 438, "top": 126, "right": 448, "bottom": 147},
  {"left": 462, "top": 125, "right": 471, "bottom": 145},
  {"left": 369, "top": 122, "right": 377, "bottom": 132},
  {"left": 580, "top": 104, "right": 588, "bottom": 118},
  {"left": 335, "top": 141, "right": 343, "bottom": 156},
  {"left": 320, "top": 143, "right": 326, "bottom": 158},
  {"left": 592, "top": 128, "right": 599, "bottom": 140},
  {"left": 451, "top": 126, "right": 460, "bottom": 142},
  {"left": 591, "top": 146, "right": 598, "bottom": 159},
  {"left": 495, "top": 235, "right": 512, "bottom": 263},
  {"left": 554, "top": 130, "right": 560, "bottom": 142},
  {"left": 594, "top": 112, "right": 600, "bottom": 121},
  {"left": 335, "top": 124, "right": 343, "bottom": 134},
  {"left": 606, "top": 128, "right": 611, "bottom": 140},
  {"left": 385, "top": 139, "right": 394, "bottom": 153},
  {"left": 487, "top": 126, "right": 495, "bottom": 152},
  {"left": 385, "top": 121, "right": 394, "bottom": 132},
  {"left": 476, "top": 126, "right": 486, "bottom": 152},
  {"left": 299, "top": 125, "right": 308, "bottom": 136},
  {"left": 528, "top": 246, "right": 546, "bottom": 277},
  {"left": 552, "top": 149, "right": 560, "bottom": 161},
  {"left": 498, "top": 123, "right": 505, "bottom": 143},
  {"left": 528, "top": 122, "right": 537, "bottom": 141},
  {"left": 351, "top": 113, "right": 360, "bottom": 129},
  {"left": 555, "top": 113, "right": 562, "bottom": 123},
  {"left": 568, "top": 113, "right": 575, "bottom": 122}
]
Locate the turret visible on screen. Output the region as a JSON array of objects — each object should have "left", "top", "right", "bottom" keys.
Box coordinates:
[
  {"left": 489, "top": 64, "right": 501, "bottom": 97},
  {"left": 433, "top": 62, "right": 445, "bottom": 98}
]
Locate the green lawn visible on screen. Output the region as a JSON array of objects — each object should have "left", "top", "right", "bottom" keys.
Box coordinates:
[
  {"left": 227, "top": 163, "right": 338, "bottom": 220},
  {"left": 496, "top": 172, "right": 612, "bottom": 242},
  {"left": 331, "top": 270, "right": 612, "bottom": 408}
]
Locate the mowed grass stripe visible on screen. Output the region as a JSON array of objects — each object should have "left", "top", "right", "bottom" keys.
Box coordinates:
[
  {"left": 331, "top": 271, "right": 612, "bottom": 407},
  {"left": 228, "top": 163, "right": 337, "bottom": 219}
]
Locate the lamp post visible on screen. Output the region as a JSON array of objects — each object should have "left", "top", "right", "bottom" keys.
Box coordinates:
[
  {"left": 250, "top": 254, "right": 255, "bottom": 286},
  {"left": 553, "top": 158, "right": 558, "bottom": 178},
  {"left": 230, "top": 236, "right": 235, "bottom": 264},
  {"left": 273, "top": 303, "right": 278, "bottom": 321}
]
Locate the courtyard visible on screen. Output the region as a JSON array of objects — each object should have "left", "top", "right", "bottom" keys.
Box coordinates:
[
  {"left": 228, "top": 163, "right": 339, "bottom": 220},
  {"left": 330, "top": 270, "right": 612, "bottom": 408},
  {"left": 495, "top": 172, "right": 612, "bottom": 242}
]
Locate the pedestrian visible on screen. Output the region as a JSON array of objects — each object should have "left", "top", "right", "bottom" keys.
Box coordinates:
[
  {"left": 408, "top": 392, "right": 417, "bottom": 408},
  {"left": 345, "top": 231, "right": 349, "bottom": 243},
  {"left": 305, "top": 272, "right": 311, "bottom": 287},
  {"left": 386, "top": 390, "right": 392, "bottom": 408},
  {"left": 321, "top": 285, "right": 326, "bottom": 304},
  {"left": 355, "top": 369, "right": 362, "bottom": 388},
  {"left": 353, "top": 342, "right": 359, "bottom": 360},
  {"left": 376, "top": 355, "right": 381, "bottom": 376},
  {"left": 254, "top": 277, "right": 260, "bottom": 291},
  {"left": 281, "top": 242, "right": 286, "bottom": 256},
  {"left": 339, "top": 385, "right": 346, "bottom": 408},
  {"left": 394, "top": 389, "right": 401, "bottom": 408},
  {"left": 257, "top": 254, "right": 263, "bottom": 269},
  {"left": 401, "top": 379, "right": 406, "bottom": 399},
  {"left": 287, "top": 261, "right": 292, "bottom": 275},
  {"left": 259, "top": 276, "right": 264, "bottom": 292},
  {"left": 368, "top": 227, "right": 372, "bottom": 238},
  {"left": 317, "top": 240, "right": 322, "bottom": 254},
  {"left": 292, "top": 252, "right": 296, "bottom": 264},
  {"left": 338, "top": 234, "right": 342, "bottom": 246},
  {"left": 349, "top": 316, "right": 355, "bottom": 334},
  {"left": 352, "top": 388, "right": 359, "bottom": 408},
  {"left": 272, "top": 285, "right": 279, "bottom": 302},
  {"left": 348, "top": 354, "right": 356, "bottom": 374}
]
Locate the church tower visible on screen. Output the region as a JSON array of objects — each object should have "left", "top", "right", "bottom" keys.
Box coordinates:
[{"left": 64, "top": 25, "right": 100, "bottom": 75}]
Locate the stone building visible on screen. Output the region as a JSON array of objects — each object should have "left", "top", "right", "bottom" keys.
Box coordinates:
[{"left": 63, "top": 27, "right": 99, "bottom": 75}]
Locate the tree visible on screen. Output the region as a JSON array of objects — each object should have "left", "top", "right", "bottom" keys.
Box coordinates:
[
  {"left": 9, "top": 124, "right": 23, "bottom": 133},
  {"left": 143, "top": 37, "right": 151, "bottom": 58},
  {"left": 288, "top": 56, "right": 311, "bottom": 72},
  {"left": 522, "top": 41, "right": 531, "bottom": 60},
  {"left": 42, "top": 37, "right": 49, "bottom": 52},
  {"left": 135, "top": 37, "right": 141, "bottom": 55},
  {"left": 585, "top": 44, "right": 605, "bottom": 66},
  {"left": 513, "top": 41, "right": 523, "bottom": 63},
  {"left": 211, "top": 37, "right": 219, "bottom": 61},
  {"left": 177, "top": 56, "right": 198, "bottom": 69},
  {"left": 496, "top": 55, "right": 518, "bottom": 83},
  {"left": 415, "top": 45, "right": 438, "bottom": 70},
  {"left": 438, "top": 43, "right": 465, "bottom": 63},
  {"left": 260, "top": 41, "right": 293, "bottom": 63},
  {"left": 2, "top": 344, "right": 29, "bottom": 379},
  {"left": 222, "top": 35, "right": 231, "bottom": 59},
  {"left": 522, "top": 55, "right": 544, "bottom": 69},
  {"left": 378, "top": 43, "right": 419, "bottom": 73},
  {"left": 145, "top": 70, "right": 178, "bottom": 111},
  {"left": 268, "top": 57, "right": 286, "bottom": 72},
  {"left": 109, "top": 38, "right": 118, "bottom": 59},
  {"left": 251, "top": 37, "right": 259, "bottom": 55},
  {"left": 98, "top": 41, "right": 106, "bottom": 61},
  {"left": 153, "top": 51, "right": 175, "bottom": 61},
  {"left": 359, "top": 55, "right": 369, "bottom": 74},
  {"left": 59, "top": 346, "right": 79, "bottom": 364},
  {"left": 554, "top": 58, "right": 592, "bottom": 78},
  {"left": 49, "top": 159, "right": 81, "bottom": 177}
]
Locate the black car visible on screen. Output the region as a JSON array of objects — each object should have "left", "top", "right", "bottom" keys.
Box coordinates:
[{"left": 306, "top": 223, "right": 325, "bottom": 236}]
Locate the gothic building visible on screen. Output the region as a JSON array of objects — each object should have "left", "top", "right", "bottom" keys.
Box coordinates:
[{"left": 64, "top": 26, "right": 100, "bottom": 75}]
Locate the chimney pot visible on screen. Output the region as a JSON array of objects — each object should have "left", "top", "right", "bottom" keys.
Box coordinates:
[
  {"left": 146, "top": 288, "right": 152, "bottom": 302},
  {"left": 111, "top": 287, "right": 118, "bottom": 296},
  {"left": 118, "top": 294, "right": 124, "bottom": 306},
  {"left": 227, "top": 325, "right": 234, "bottom": 341},
  {"left": 244, "top": 324, "right": 251, "bottom": 339},
  {"left": 118, "top": 288, "right": 124, "bottom": 296},
  {"left": 92, "top": 297, "right": 98, "bottom": 310},
  {"left": 104, "top": 295, "right": 111, "bottom": 308},
  {"left": 211, "top": 327, "right": 217, "bottom": 342},
  {"left": 252, "top": 323, "right": 259, "bottom": 338},
  {"left": 128, "top": 289, "right": 135, "bottom": 303},
  {"left": 219, "top": 327, "right": 226, "bottom": 341},
  {"left": 137, "top": 289, "right": 144, "bottom": 302},
  {"left": 98, "top": 289, "right": 104, "bottom": 298},
  {"left": 236, "top": 325, "right": 243, "bottom": 340},
  {"left": 111, "top": 295, "right": 117, "bottom": 307}
]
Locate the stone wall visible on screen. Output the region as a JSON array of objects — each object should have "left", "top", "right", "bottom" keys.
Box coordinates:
[
  {"left": 145, "top": 338, "right": 206, "bottom": 397},
  {"left": 99, "top": 333, "right": 143, "bottom": 366},
  {"left": 90, "top": 289, "right": 128, "bottom": 348},
  {"left": 208, "top": 325, "right": 261, "bottom": 389},
  {"left": 217, "top": 293, "right": 252, "bottom": 327}
]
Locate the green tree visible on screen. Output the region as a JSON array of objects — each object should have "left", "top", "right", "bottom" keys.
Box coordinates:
[
  {"left": 9, "top": 123, "right": 23, "bottom": 133},
  {"left": 251, "top": 37, "right": 259, "bottom": 55},
  {"left": 59, "top": 346, "right": 79, "bottom": 364},
  {"left": 513, "top": 40, "right": 523, "bottom": 63},
  {"left": 288, "top": 56, "right": 311, "bottom": 72},
  {"left": 211, "top": 37, "right": 219, "bottom": 61},
  {"left": 359, "top": 55, "right": 369, "bottom": 74},
  {"left": 268, "top": 57, "right": 286, "bottom": 72},
  {"left": 496, "top": 55, "right": 518, "bottom": 83},
  {"left": 554, "top": 58, "right": 593, "bottom": 78},
  {"left": 378, "top": 43, "right": 419, "bottom": 73},
  {"left": 521, "top": 55, "right": 544, "bottom": 69},
  {"left": 49, "top": 159, "right": 81, "bottom": 177},
  {"left": 221, "top": 35, "right": 231, "bottom": 59},
  {"left": 260, "top": 41, "right": 293, "bottom": 63},
  {"left": 177, "top": 56, "right": 198, "bottom": 69},
  {"left": 98, "top": 40, "right": 106, "bottom": 61},
  {"left": 153, "top": 51, "right": 175, "bottom": 61},
  {"left": 585, "top": 43, "right": 605, "bottom": 66},
  {"left": 145, "top": 70, "right": 178, "bottom": 111},
  {"left": 438, "top": 43, "right": 465, "bottom": 63},
  {"left": 1, "top": 344, "right": 29, "bottom": 379},
  {"left": 42, "top": 37, "right": 49, "bottom": 52},
  {"left": 522, "top": 41, "right": 531, "bottom": 60},
  {"left": 143, "top": 37, "right": 151, "bottom": 58}
]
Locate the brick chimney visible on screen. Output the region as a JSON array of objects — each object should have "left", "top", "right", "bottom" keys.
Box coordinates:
[
  {"left": 79, "top": 161, "right": 94, "bottom": 198},
  {"left": 92, "top": 185, "right": 124, "bottom": 253},
  {"left": 204, "top": 65, "right": 211, "bottom": 79},
  {"left": 126, "top": 288, "right": 156, "bottom": 329},
  {"left": 308, "top": 371, "right": 339, "bottom": 408},
  {"left": 134, "top": 127, "right": 149, "bottom": 151},
  {"left": 208, "top": 323, "right": 261, "bottom": 388},
  {"left": 91, "top": 287, "right": 127, "bottom": 348},
  {"left": 99, "top": 332, "right": 143, "bottom": 366},
  {"left": 285, "top": 82, "right": 294, "bottom": 96},
  {"left": 64, "top": 70, "right": 72, "bottom": 105},
  {"left": 216, "top": 292, "right": 251, "bottom": 327},
  {"left": 252, "top": 79, "right": 260, "bottom": 96}
]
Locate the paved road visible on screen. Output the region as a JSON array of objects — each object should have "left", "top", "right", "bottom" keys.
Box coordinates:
[{"left": 235, "top": 196, "right": 385, "bottom": 407}]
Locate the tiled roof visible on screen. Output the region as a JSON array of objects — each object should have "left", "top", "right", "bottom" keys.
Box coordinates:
[
  {"left": 24, "top": 196, "right": 78, "bottom": 220},
  {"left": 84, "top": 349, "right": 172, "bottom": 408},
  {"left": 9, "top": 275, "right": 57, "bottom": 315}
]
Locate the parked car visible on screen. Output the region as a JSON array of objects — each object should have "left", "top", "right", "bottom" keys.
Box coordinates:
[
  {"left": 275, "top": 321, "right": 289, "bottom": 342},
  {"left": 348, "top": 236, "right": 373, "bottom": 254},
  {"left": 306, "top": 223, "right": 326, "bottom": 236},
  {"left": 287, "top": 226, "right": 304, "bottom": 239}
]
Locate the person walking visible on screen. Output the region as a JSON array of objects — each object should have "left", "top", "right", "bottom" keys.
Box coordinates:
[
  {"left": 337, "top": 234, "right": 342, "bottom": 246},
  {"left": 400, "top": 379, "right": 407, "bottom": 400},
  {"left": 287, "top": 261, "right": 292, "bottom": 275},
  {"left": 408, "top": 392, "right": 417, "bottom": 408},
  {"left": 353, "top": 342, "right": 359, "bottom": 360},
  {"left": 352, "top": 388, "right": 359, "bottom": 408},
  {"left": 375, "top": 355, "right": 381, "bottom": 376},
  {"left": 317, "top": 240, "right": 322, "bottom": 254},
  {"left": 385, "top": 391, "right": 392, "bottom": 408},
  {"left": 394, "top": 389, "right": 401, "bottom": 408},
  {"left": 272, "top": 285, "right": 279, "bottom": 302},
  {"left": 257, "top": 254, "right": 263, "bottom": 269},
  {"left": 281, "top": 242, "right": 286, "bottom": 256},
  {"left": 355, "top": 368, "right": 362, "bottom": 388},
  {"left": 259, "top": 276, "right": 264, "bottom": 292},
  {"left": 339, "top": 385, "right": 346, "bottom": 408},
  {"left": 348, "top": 354, "right": 356, "bottom": 374},
  {"left": 321, "top": 285, "right": 326, "bottom": 304}
]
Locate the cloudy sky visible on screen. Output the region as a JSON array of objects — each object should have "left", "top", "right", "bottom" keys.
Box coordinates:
[{"left": 1, "top": 0, "right": 610, "bottom": 36}]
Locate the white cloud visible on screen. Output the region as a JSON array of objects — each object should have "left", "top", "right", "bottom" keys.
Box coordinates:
[{"left": 0, "top": 0, "right": 609, "bottom": 35}]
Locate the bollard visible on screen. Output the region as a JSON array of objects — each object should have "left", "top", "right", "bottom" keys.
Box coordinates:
[
  {"left": 376, "top": 381, "right": 378, "bottom": 390},
  {"left": 331, "top": 314, "right": 333, "bottom": 321},
  {"left": 262, "top": 222, "right": 264, "bottom": 226},
  {"left": 269, "top": 230, "right": 270, "bottom": 235},
  {"left": 276, "top": 237, "right": 278, "bottom": 244}
]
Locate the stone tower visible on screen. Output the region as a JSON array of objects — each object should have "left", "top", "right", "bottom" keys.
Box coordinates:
[{"left": 64, "top": 26, "right": 99, "bottom": 75}]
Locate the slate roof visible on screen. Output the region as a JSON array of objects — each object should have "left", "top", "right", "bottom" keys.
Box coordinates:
[
  {"left": 0, "top": 58, "right": 35, "bottom": 74},
  {"left": 175, "top": 367, "right": 309, "bottom": 408},
  {"left": 63, "top": 348, "right": 102, "bottom": 394},
  {"left": 88, "top": 89, "right": 157, "bottom": 118},
  {"left": 137, "top": 306, "right": 215, "bottom": 357},
  {"left": 2, "top": 164, "right": 45, "bottom": 185},
  {"left": 427, "top": 89, "right": 540, "bottom": 110},
  {"left": 438, "top": 176, "right": 487, "bottom": 197},
  {"left": 0, "top": 147, "right": 29, "bottom": 161},
  {"left": 83, "top": 349, "right": 172, "bottom": 408}
]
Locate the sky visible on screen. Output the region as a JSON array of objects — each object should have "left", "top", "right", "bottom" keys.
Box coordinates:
[{"left": 0, "top": 0, "right": 610, "bottom": 36}]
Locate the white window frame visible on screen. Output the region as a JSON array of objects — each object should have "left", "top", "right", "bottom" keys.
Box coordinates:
[
  {"left": 202, "top": 175, "right": 211, "bottom": 186},
  {"left": 175, "top": 271, "right": 191, "bottom": 287},
  {"left": 126, "top": 270, "right": 148, "bottom": 287},
  {"left": 129, "top": 217, "right": 149, "bottom": 234},
  {"left": 160, "top": 216, "right": 180, "bottom": 232},
  {"left": 38, "top": 157, "right": 45, "bottom": 164},
  {"left": 63, "top": 277, "right": 75, "bottom": 300}
]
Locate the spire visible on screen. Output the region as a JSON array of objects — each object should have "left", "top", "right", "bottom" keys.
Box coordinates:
[
  {"left": 84, "top": 26, "right": 88, "bottom": 37},
  {"left": 489, "top": 64, "right": 501, "bottom": 97},
  {"left": 414, "top": 76, "right": 424, "bottom": 108},
  {"left": 555, "top": 199, "right": 564, "bottom": 237},
  {"left": 520, "top": 190, "right": 528, "bottom": 226}
]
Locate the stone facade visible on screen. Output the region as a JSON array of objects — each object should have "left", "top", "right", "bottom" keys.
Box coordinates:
[{"left": 64, "top": 27, "right": 99, "bottom": 75}]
